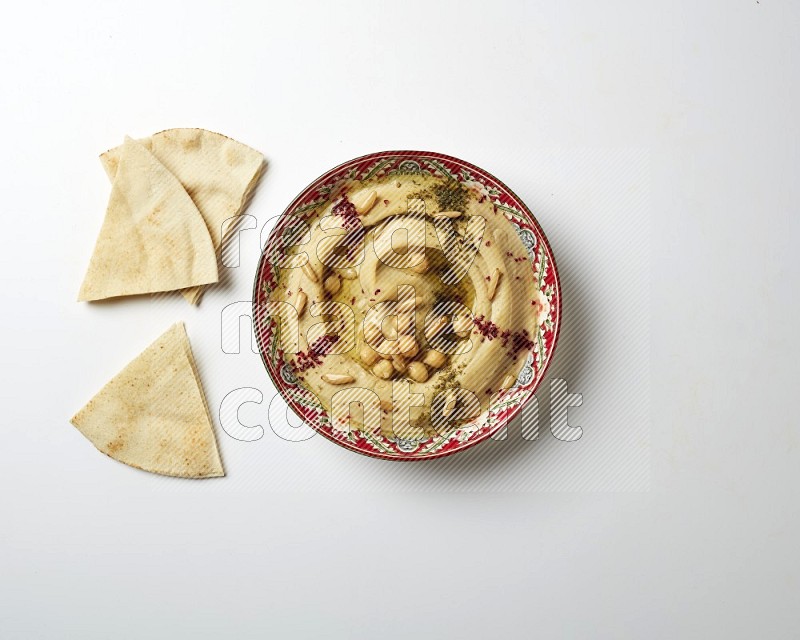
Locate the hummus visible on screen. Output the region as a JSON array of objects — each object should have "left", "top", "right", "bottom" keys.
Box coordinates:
[{"left": 268, "top": 173, "right": 548, "bottom": 440}]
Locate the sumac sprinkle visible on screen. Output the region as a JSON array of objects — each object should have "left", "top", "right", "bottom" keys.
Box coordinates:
[
  {"left": 331, "top": 197, "right": 360, "bottom": 231},
  {"left": 473, "top": 315, "right": 535, "bottom": 358},
  {"left": 508, "top": 332, "right": 535, "bottom": 358},
  {"left": 292, "top": 334, "right": 340, "bottom": 372},
  {"left": 473, "top": 315, "right": 500, "bottom": 340}
]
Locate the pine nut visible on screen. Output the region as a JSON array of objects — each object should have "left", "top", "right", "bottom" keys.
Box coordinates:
[
  {"left": 295, "top": 291, "right": 307, "bottom": 317},
  {"left": 322, "top": 373, "right": 354, "bottom": 385},
  {"left": 354, "top": 190, "right": 378, "bottom": 215},
  {"left": 302, "top": 261, "right": 319, "bottom": 283}
]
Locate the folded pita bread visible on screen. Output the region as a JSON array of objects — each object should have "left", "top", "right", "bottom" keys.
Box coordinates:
[
  {"left": 101, "top": 129, "right": 265, "bottom": 304},
  {"left": 70, "top": 323, "right": 224, "bottom": 479},
  {"left": 78, "top": 137, "right": 219, "bottom": 301}
]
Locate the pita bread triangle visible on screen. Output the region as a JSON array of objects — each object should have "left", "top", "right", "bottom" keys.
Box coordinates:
[
  {"left": 78, "top": 137, "right": 218, "bottom": 301},
  {"left": 101, "top": 128, "right": 265, "bottom": 304},
  {"left": 70, "top": 323, "right": 224, "bottom": 479}
]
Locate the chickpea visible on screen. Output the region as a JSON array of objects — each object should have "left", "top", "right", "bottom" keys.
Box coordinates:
[
  {"left": 397, "top": 314, "right": 414, "bottom": 335},
  {"left": 372, "top": 359, "right": 394, "bottom": 380},
  {"left": 360, "top": 345, "right": 380, "bottom": 367},
  {"left": 422, "top": 350, "right": 447, "bottom": 369},
  {"left": 324, "top": 274, "right": 341, "bottom": 295},
  {"left": 375, "top": 339, "right": 394, "bottom": 359},
  {"left": 382, "top": 316, "right": 398, "bottom": 341},
  {"left": 427, "top": 315, "right": 449, "bottom": 339},
  {"left": 392, "top": 355, "right": 408, "bottom": 373},
  {"left": 452, "top": 313, "right": 472, "bottom": 337},
  {"left": 363, "top": 320, "right": 382, "bottom": 344},
  {"left": 398, "top": 335, "right": 419, "bottom": 358},
  {"left": 406, "top": 361, "right": 429, "bottom": 383}
]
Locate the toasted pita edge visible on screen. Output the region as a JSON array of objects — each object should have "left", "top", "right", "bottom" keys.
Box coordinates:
[
  {"left": 79, "top": 138, "right": 219, "bottom": 301},
  {"left": 100, "top": 129, "right": 265, "bottom": 305},
  {"left": 69, "top": 323, "right": 224, "bottom": 479}
]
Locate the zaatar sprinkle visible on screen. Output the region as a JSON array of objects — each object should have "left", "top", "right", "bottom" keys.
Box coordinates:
[{"left": 433, "top": 182, "right": 469, "bottom": 213}]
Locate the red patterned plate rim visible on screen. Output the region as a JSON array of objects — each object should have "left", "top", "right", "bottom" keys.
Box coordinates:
[{"left": 253, "top": 150, "right": 562, "bottom": 461}]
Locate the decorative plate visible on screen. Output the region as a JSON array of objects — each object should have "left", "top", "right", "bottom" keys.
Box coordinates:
[{"left": 253, "top": 151, "right": 561, "bottom": 461}]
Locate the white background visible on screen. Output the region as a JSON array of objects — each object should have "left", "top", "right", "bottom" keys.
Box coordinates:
[{"left": 1, "top": 0, "right": 798, "bottom": 638}]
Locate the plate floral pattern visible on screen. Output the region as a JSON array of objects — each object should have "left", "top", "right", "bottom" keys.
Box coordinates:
[{"left": 253, "top": 151, "right": 561, "bottom": 461}]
